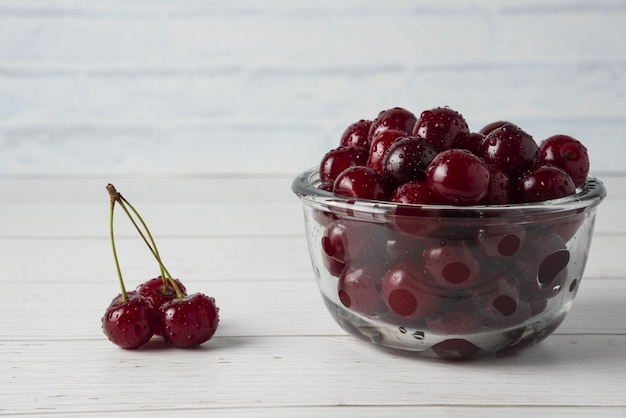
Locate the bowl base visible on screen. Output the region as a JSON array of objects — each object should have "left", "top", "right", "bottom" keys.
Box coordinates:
[{"left": 322, "top": 295, "right": 568, "bottom": 360}]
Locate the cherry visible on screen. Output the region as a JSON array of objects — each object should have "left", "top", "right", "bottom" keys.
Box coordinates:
[
  {"left": 426, "top": 149, "right": 491, "bottom": 205},
  {"left": 472, "top": 276, "right": 529, "bottom": 328},
  {"left": 137, "top": 276, "right": 188, "bottom": 310},
  {"left": 423, "top": 239, "right": 481, "bottom": 290},
  {"left": 368, "top": 107, "right": 417, "bottom": 141},
  {"left": 476, "top": 225, "right": 526, "bottom": 259},
  {"left": 136, "top": 276, "right": 188, "bottom": 336},
  {"left": 102, "top": 186, "right": 157, "bottom": 349},
  {"left": 431, "top": 338, "right": 482, "bottom": 360},
  {"left": 481, "top": 164, "right": 512, "bottom": 205},
  {"left": 539, "top": 134, "right": 590, "bottom": 187},
  {"left": 478, "top": 120, "right": 515, "bottom": 136},
  {"left": 412, "top": 106, "right": 470, "bottom": 151},
  {"left": 102, "top": 292, "right": 157, "bottom": 349},
  {"left": 159, "top": 293, "right": 220, "bottom": 348},
  {"left": 389, "top": 181, "right": 440, "bottom": 205},
  {"left": 479, "top": 124, "right": 539, "bottom": 178},
  {"left": 515, "top": 165, "right": 576, "bottom": 203},
  {"left": 338, "top": 261, "right": 387, "bottom": 316},
  {"left": 382, "top": 137, "right": 438, "bottom": 185},
  {"left": 321, "top": 219, "right": 374, "bottom": 264},
  {"left": 319, "top": 146, "right": 368, "bottom": 183},
  {"left": 340, "top": 119, "right": 372, "bottom": 148},
  {"left": 366, "top": 129, "right": 407, "bottom": 173},
  {"left": 333, "top": 166, "right": 392, "bottom": 201},
  {"left": 381, "top": 259, "right": 443, "bottom": 319},
  {"left": 453, "top": 132, "right": 485, "bottom": 156}
]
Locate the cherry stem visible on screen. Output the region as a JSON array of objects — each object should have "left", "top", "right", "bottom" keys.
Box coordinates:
[
  {"left": 108, "top": 191, "right": 128, "bottom": 302},
  {"left": 106, "top": 184, "right": 185, "bottom": 299}
]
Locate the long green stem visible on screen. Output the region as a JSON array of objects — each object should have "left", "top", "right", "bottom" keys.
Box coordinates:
[
  {"left": 106, "top": 184, "right": 184, "bottom": 300},
  {"left": 109, "top": 194, "right": 128, "bottom": 302},
  {"left": 119, "top": 195, "right": 167, "bottom": 284}
]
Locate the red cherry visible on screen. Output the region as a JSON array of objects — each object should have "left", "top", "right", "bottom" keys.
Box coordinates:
[
  {"left": 338, "top": 261, "right": 386, "bottom": 316},
  {"left": 159, "top": 293, "right": 220, "bottom": 348},
  {"left": 381, "top": 259, "right": 443, "bottom": 319},
  {"left": 479, "top": 124, "right": 539, "bottom": 178},
  {"left": 426, "top": 303, "right": 483, "bottom": 335},
  {"left": 340, "top": 119, "right": 372, "bottom": 148},
  {"left": 476, "top": 225, "right": 526, "bottom": 259},
  {"left": 382, "top": 137, "right": 439, "bottom": 185},
  {"left": 368, "top": 107, "right": 417, "bottom": 141},
  {"left": 539, "top": 134, "right": 590, "bottom": 187},
  {"left": 472, "top": 277, "right": 530, "bottom": 329},
  {"left": 136, "top": 276, "right": 188, "bottom": 336},
  {"left": 389, "top": 181, "right": 440, "bottom": 205},
  {"left": 515, "top": 165, "right": 576, "bottom": 203},
  {"left": 453, "top": 132, "right": 485, "bottom": 156},
  {"left": 412, "top": 106, "right": 470, "bottom": 151},
  {"left": 481, "top": 164, "right": 512, "bottom": 205},
  {"left": 425, "top": 149, "right": 491, "bottom": 205},
  {"left": 333, "top": 166, "right": 392, "bottom": 201},
  {"left": 321, "top": 219, "right": 374, "bottom": 264},
  {"left": 319, "top": 146, "right": 368, "bottom": 183},
  {"left": 366, "top": 129, "right": 407, "bottom": 173},
  {"left": 431, "top": 338, "right": 482, "bottom": 360},
  {"left": 478, "top": 120, "right": 516, "bottom": 136},
  {"left": 102, "top": 292, "right": 157, "bottom": 349},
  {"left": 423, "top": 239, "right": 481, "bottom": 290}
]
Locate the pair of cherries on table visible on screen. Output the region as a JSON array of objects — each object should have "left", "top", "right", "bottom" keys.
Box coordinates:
[{"left": 101, "top": 184, "right": 219, "bottom": 349}]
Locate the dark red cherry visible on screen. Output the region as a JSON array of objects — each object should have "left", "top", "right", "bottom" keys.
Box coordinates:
[
  {"left": 453, "top": 132, "right": 485, "bottom": 156},
  {"left": 136, "top": 277, "right": 188, "bottom": 336},
  {"left": 321, "top": 219, "right": 373, "bottom": 264},
  {"left": 340, "top": 119, "right": 372, "bottom": 148},
  {"left": 481, "top": 165, "right": 512, "bottom": 205},
  {"left": 338, "top": 261, "right": 387, "bottom": 316},
  {"left": 478, "top": 120, "right": 516, "bottom": 136},
  {"left": 539, "top": 134, "right": 590, "bottom": 187},
  {"left": 102, "top": 292, "right": 157, "bottom": 349},
  {"left": 479, "top": 124, "right": 539, "bottom": 178},
  {"left": 367, "top": 129, "right": 408, "bottom": 173},
  {"left": 476, "top": 225, "right": 526, "bottom": 259},
  {"left": 515, "top": 165, "right": 576, "bottom": 203},
  {"left": 432, "top": 338, "right": 482, "bottom": 360},
  {"left": 368, "top": 107, "right": 417, "bottom": 140},
  {"left": 333, "top": 166, "right": 392, "bottom": 201},
  {"left": 412, "top": 106, "right": 470, "bottom": 151},
  {"left": 423, "top": 239, "right": 481, "bottom": 290},
  {"left": 472, "top": 276, "right": 529, "bottom": 328},
  {"left": 381, "top": 259, "right": 443, "bottom": 319},
  {"left": 159, "top": 293, "right": 219, "bottom": 348},
  {"left": 389, "top": 181, "right": 440, "bottom": 205},
  {"left": 425, "top": 149, "right": 491, "bottom": 205},
  {"left": 319, "top": 146, "right": 368, "bottom": 183},
  {"left": 382, "top": 137, "right": 438, "bottom": 185}
]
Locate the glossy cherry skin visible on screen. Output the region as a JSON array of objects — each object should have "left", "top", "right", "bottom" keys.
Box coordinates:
[
  {"left": 412, "top": 107, "right": 470, "bottom": 151},
  {"left": 539, "top": 134, "right": 590, "bottom": 187},
  {"left": 136, "top": 277, "right": 188, "bottom": 336},
  {"left": 381, "top": 259, "right": 443, "bottom": 319},
  {"left": 481, "top": 164, "right": 512, "bottom": 205},
  {"left": 423, "top": 239, "right": 481, "bottom": 290},
  {"left": 389, "top": 181, "right": 440, "bottom": 205},
  {"left": 340, "top": 119, "right": 372, "bottom": 148},
  {"left": 321, "top": 219, "right": 374, "bottom": 264},
  {"left": 102, "top": 291, "right": 157, "bottom": 349},
  {"left": 382, "top": 136, "right": 439, "bottom": 185},
  {"left": 333, "top": 166, "right": 392, "bottom": 201},
  {"left": 453, "top": 132, "right": 485, "bottom": 156},
  {"left": 159, "top": 293, "right": 220, "bottom": 348},
  {"left": 338, "top": 260, "right": 387, "bottom": 316},
  {"left": 515, "top": 165, "right": 576, "bottom": 203},
  {"left": 319, "top": 146, "right": 368, "bottom": 183},
  {"left": 366, "top": 129, "right": 407, "bottom": 173},
  {"left": 479, "top": 124, "right": 539, "bottom": 178},
  {"left": 478, "top": 120, "right": 515, "bottom": 136},
  {"left": 425, "top": 149, "right": 491, "bottom": 205},
  {"left": 368, "top": 107, "right": 417, "bottom": 141}
]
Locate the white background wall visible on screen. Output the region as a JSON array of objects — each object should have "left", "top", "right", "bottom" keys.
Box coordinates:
[{"left": 0, "top": 0, "right": 624, "bottom": 176}]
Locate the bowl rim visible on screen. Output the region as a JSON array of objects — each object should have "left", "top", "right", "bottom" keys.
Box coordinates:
[{"left": 291, "top": 166, "right": 607, "bottom": 219}]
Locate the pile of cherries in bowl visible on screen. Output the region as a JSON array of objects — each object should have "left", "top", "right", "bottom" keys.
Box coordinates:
[{"left": 292, "top": 106, "right": 606, "bottom": 360}]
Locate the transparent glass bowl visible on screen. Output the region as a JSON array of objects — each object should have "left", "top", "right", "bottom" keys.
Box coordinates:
[{"left": 292, "top": 167, "right": 606, "bottom": 360}]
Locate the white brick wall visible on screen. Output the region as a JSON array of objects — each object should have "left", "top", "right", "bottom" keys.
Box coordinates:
[{"left": 0, "top": 0, "right": 624, "bottom": 175}]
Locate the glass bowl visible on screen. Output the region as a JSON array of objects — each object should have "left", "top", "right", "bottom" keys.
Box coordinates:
[{"left": 292, "top": 167, "right": 606, "bottom": 360}]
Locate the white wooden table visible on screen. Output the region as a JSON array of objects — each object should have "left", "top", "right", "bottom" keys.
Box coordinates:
[{"left": 1, "top": 174, "right": 624, "bottom": 417}]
